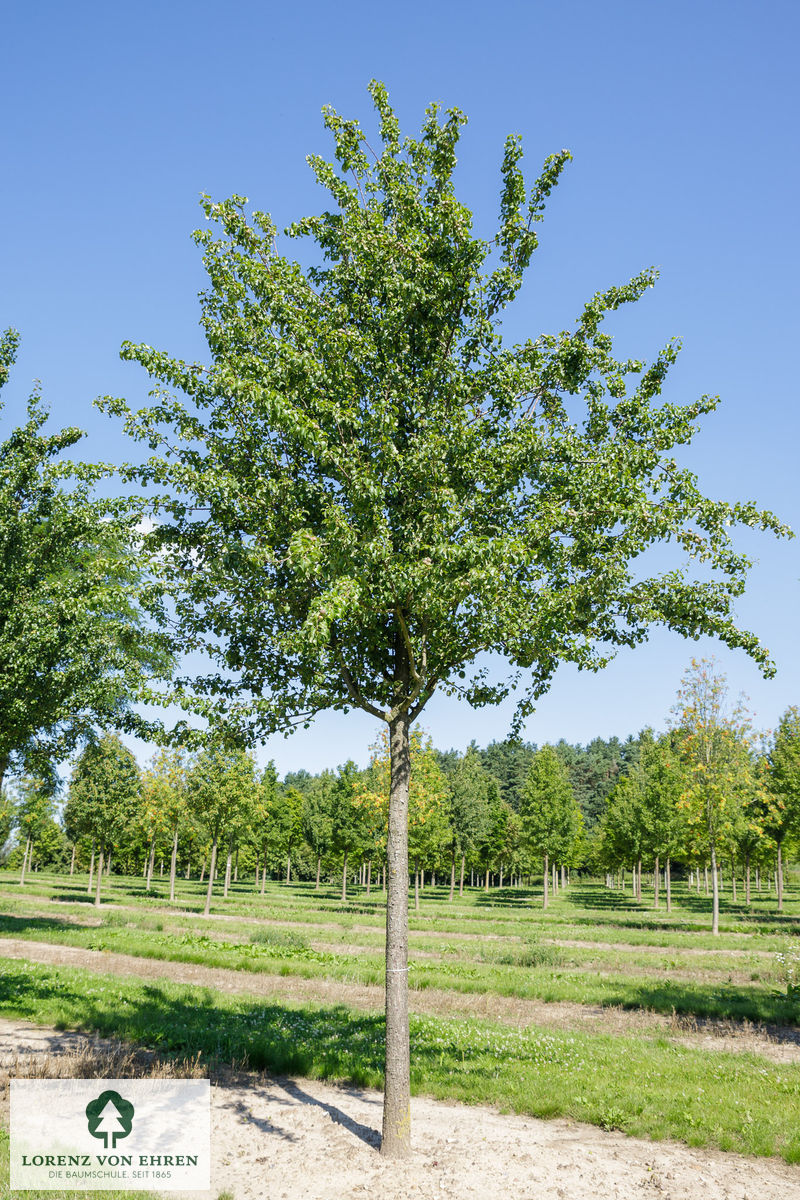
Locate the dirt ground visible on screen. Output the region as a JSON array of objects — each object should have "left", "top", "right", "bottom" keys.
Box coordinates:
[
  {"left": 1, "top": 1017, "right": 798, "bottom": 1200},
  {"left": 2, "top": 936, "right": 800, "bottom": 1065}
]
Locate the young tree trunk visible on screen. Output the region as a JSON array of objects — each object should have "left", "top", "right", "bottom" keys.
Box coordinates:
[
  {"left": 185, "top": 858, "right": 191, "bottom": 880},
  {"left": 19, "top": 836, "right": 31, "bottom": 886},
  {"left": 665, "top": 857, "right": 672, "bottom": 913},
  {"left": 87, "top": 842, "right": 96, "bottom": 895},
  {"left": 261, "top": 850, "right": 267, "bottom": 895},
  {"left": 382, "top": 863, "right": 386, "bottom": 893},
  {"left": 745, "top": 852, "right": 751, "bottom": 905},
  {"left": 341, "top": 850, "right": 348, "bottom": 902},
  {"left": 484, "top": 867, "right": 490, "bottom": 892},
  {"left": 542, "top": 854, "right": 549, "bottom": 910},
  {"left": 224, "top": 841, "right": 233, "bottom": 898},
  {"left": 367, "top": 859, "right": 372, "bottom": 897},
  {"left": 777, "top": 840, "right": 785, "bottom": 912},
  {"left": 285, "top": 850, "right": 291, "bottom": 884},
  {"left": 203, "top": 834, "right": 218, "bottom": 917},
  {"left": 315, "top": 854, "right": 322, "bottom": 890},
  {"left": 234, "top": 848, "right": 239, "bottom": 883},
  {"left": 94, "top": 845, "right": 105, "bottom": 908},
  {"left": 653, "top": 856, "right": 660, "bottom": 909},
  {"left": 415, "top": 858, "right": 420, "bottom": 912},
  {"left": 560, "top": 865, "right": 565, "bottom": 889},
  {"left": 449, "top": 848, "right": 455, "bottom": 901},
  {"left": 731, "top": 856, "right": 737, "bottom": 904},
  {"left": 756, "top": 865, "right": 761, "bottom": 892},
  {"left": 382, "top": 707, "right": 411, "bottom": 1159},
  {"left": 459, "top": 854, "right": 465, "bottom": 897},
  {"left": 710, "top": 840, "right": 719, "bottom": 936},
  {"left": 69, "top": 844, "right": 76, "bottom": 876},
  {"left": 146, "top": 837, "right": 156, "bottom": 892},
  {"left": 169, "top": 825, "right": 179, "bottom": 903},
  {"left": 704, "top": 865, "right": 709, "bottom": 895},
  {"left": 200, "top": 855, "right": 206, "bottom": 883},
  {"left": 636, "top": 857, "right": 642, "bottom": 902}
]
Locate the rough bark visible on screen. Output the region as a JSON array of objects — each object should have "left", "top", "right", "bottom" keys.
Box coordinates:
[{"left": 381, "top": 707, "right": 411, "bottom": 1159}]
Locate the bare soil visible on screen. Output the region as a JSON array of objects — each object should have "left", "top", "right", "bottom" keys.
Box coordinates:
[
  {"left": 2, "top": 936, "right": 800, "bottom": 1064},
  {"left": 1, "top": 1017, "right": 798, "bottom": 1200}
]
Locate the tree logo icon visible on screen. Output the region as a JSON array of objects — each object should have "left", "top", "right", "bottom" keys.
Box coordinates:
[{"left": 85, "top": 1090, "right": 135, "bottom": 1149}]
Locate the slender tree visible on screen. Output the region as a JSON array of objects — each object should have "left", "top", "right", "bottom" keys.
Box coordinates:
[
  {"left": 521, "top": 746, "right": 580, "bottom": 908},
  {"left": 103, "top": 84, "right": 786, "bottom": 1154},
  {"left": 672, "top": 659, "right": 756, "bottom": 935},
  {"left": 187, "top": 746, "right": 255, "bottom": 916},
  {"left": 68, "top": 735, "right": 141, "bottom": 906},
  {"left": 767, "top": 707, "right": 800, "bottom": 912}
]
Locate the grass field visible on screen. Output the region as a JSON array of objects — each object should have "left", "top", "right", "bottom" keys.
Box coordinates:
[{"left": 2, "top": 868, "right": 800, "bottom": 1162}]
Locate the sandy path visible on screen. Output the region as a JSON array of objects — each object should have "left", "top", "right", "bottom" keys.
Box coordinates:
[
  {"left": 1, "top": 1017, "right": 798, "bottom": 1200},
  {"left": 2, "top": 937, "right": 800, "bottom": 1065}
]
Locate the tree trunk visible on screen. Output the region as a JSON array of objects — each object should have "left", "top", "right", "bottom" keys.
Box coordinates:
[
  {"left": 746, "top": 852, "right": 751, "bottom": 906},
  {"left": 146, "top": 837, "right": 156, "bottom": 892},
  {"left": 285, "top": 849, "right": 291, "bottom": 884},
  {"left": 261, "top": 849, "right": 267, "bottom": 895},
  {"left": 315, "top": 854, "right": 322, "bottom": 890},
  {"left": 542, "top": 853, "right": 549, "bottom": 910},
  {"left": 704, "top": 865, "right": 709, "bottom": 895},
  {"left": 223, "top": 841, "right": 233, "bottom": 898},
  {"left": 203, "top": 834, "right": 218, "bottom": 917},
  {"left": 367, "top": 859, "right": 372, "bottom": 897},
  {"left": 756, "top": 865, "right": 761, "bottom": 892},
  {"left": 185, "top": 857, "right": 191, "bottom": 880},
  {"left": 731, "top": 856, "right": 737, "bottom": 904},
  {"left": 382, "top": 707, "right": 411, "bottom": 1159},
  {"left": 342, "top": 850, "right": 348, "bottom": 902},
  {"left": 459, "top": 853, "right": 465, "bottom": 897},
  {"left": 653, "top": 855, "right": 660, "bottom": 909},
  {"left": 69, "top": 844, "right": 76, "bottom": 876},
  {"left": 234, "top": 848, "right": 239, "bottom": 883},
  {"left": 19, "top": 836, "right": 31, "bottom": 886},
  {"left": 710, "top": 840, "right": 719, "bottom": 936},
  {"left": 449, "top": 847, "right": 455, "bottom": 901},
  {"left": 87, "top": 842, "right": 96, "bottom": 895},
  {"left": 484, "top": 867, "right": 489, "bottom": 892},
  {"left": 200, "top": 856, "right": 206, "bottom": 884},
  {"left": 560, "top": 865, "right": 565, "bottom": 889},
  {"left": 777, "top": 840, "right": 785, "bottom": 912},
  {"left": 170, "top": 825, "right": 179, "bottom": 903},
  {"left": 94, "top": 845, "right": 105, "bottom": 908},
  {"left": 415, "top": 858, "right": 420, "bottom": 912},
  {"left": 665, "top": 857, "right": 672, "bottom": 913},
  {"left": 636, "top": 857, "right": 642, "bottom": 902}
]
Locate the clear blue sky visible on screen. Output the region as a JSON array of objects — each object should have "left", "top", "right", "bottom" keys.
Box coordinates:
[{"left": 2, "top": 0, "right": 798, "bottom": 774}]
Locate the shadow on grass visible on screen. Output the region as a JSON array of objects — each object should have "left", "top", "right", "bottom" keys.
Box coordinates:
[{"left": 0, "top": 913, "right": 98, "bottom": 937}]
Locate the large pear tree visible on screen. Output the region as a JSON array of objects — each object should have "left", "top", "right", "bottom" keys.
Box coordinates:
[{"left": 103, "top": 83, "right": 787, "bottom": 1155}]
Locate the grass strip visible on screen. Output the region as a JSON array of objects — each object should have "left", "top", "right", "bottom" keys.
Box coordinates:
[{"left": 1, "top": 957, "right": 800, "bottom": 1162}]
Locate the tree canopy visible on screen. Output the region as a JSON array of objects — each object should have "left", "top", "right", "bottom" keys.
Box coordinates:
[
  {"left": 103, "top": 81, "right": 787, "bottom": 1156},
  {"left": 0, "top": 330, "right": 171, "bottom": 792}
]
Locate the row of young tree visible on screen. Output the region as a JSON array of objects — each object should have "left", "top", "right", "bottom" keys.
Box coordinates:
[{"left": 10, "top": 661, "right": 798, "bottom": 936}]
